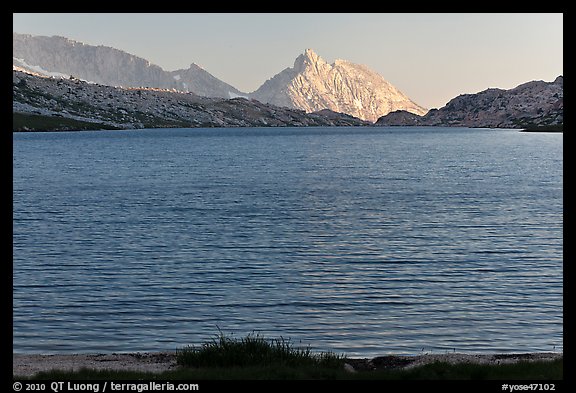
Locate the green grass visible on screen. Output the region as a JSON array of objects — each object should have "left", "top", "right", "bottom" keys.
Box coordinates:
[{"left": 176, "top": 330, "right": 346, "bottom": 369}]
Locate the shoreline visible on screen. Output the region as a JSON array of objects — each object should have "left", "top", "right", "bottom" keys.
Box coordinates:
[{"left": 13, "top": 351, "right": 562, "bottom": 378}]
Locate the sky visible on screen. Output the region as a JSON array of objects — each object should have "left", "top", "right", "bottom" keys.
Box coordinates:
[{"left": 13, "top": 13, "right": 563, "bottom": 109}]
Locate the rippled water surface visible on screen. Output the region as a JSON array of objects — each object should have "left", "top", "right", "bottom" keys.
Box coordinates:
[{"left": 13, "top": 127, "right": 563, "bottom": 356}]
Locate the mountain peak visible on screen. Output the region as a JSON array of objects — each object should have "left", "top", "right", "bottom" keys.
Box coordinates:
[
  {"left": 254, "top": 49, "right": 427, "bottom": 122},
  {"left": 304, "top": 48, "right": 319, "bottom": 59},
  {"left": 293, "top": 48, "right": 324, "bottom": 71}
]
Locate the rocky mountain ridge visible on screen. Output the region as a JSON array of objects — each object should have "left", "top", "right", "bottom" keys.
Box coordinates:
[
  {"left": 375, "top": 76, "right": 563, "bottom": 129},
  {"left": 12, "top": 69, "right": 369, "bottom": 131},
  {"left": 13, "top": 33, "right": 244, "bottom": 99}
]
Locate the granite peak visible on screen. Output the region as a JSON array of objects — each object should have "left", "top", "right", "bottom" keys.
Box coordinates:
[{"left": 251, "top": 49, "right": 427, "bottom": 122}]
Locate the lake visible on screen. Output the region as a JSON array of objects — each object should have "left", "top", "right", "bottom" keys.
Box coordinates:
[{"left": 12, "top": 126, "right": 563, "bottom": 356}]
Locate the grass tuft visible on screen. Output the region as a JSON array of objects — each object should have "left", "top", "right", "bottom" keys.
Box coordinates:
[{"left": 176, "top": 330, "right": 345, "bottom": 369}]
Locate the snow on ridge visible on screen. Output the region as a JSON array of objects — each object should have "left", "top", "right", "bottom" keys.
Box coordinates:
[
  {"left": 13, "top": 57, "right": 98, "bottom": 85},
  {"left": 13, "top": 57, "right": 70, "bottom": 79}
]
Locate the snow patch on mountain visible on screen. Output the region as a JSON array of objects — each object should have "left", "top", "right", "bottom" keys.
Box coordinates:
[{"left": 13, "top": 57, "right": 70, "bottom": 79}]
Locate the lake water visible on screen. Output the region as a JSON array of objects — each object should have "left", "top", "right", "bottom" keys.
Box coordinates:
[{"left": 12, "top": 127, "right": 563, "bottom": 356}]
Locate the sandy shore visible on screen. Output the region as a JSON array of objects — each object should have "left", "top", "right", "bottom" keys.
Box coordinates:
[
  {"left": 13, "top": 352, "right": 178, "bottom": 378},
  {"left": 13, "top": 351, "right": 562, "bottom": 378}
]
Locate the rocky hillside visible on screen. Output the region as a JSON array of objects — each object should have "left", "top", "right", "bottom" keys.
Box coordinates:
[
  {"left": 375, "top": 76, "right": 563, "bottom": 129},
  {"left": 13, "top": 33, "right": 243, "bottom": 99},
  {"left": 12, "top": 70, "right": 369, "bottom": 131},
  {"left": 251, "top": 49, "right": 427, "bottom": 122}
]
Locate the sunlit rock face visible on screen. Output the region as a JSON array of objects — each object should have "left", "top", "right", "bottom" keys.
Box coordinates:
[{"left": 250, "top": 49, "right": 427, "bottom": 122}]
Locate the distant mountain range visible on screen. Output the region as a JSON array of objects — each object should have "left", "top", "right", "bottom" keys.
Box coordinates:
[{"left": 13, "top": 33, "right": 425, "bottom": 122}]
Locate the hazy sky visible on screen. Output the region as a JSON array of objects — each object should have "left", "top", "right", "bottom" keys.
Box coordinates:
[{"left": 13, "top": 13, "right": 563, "bottom": 109}]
